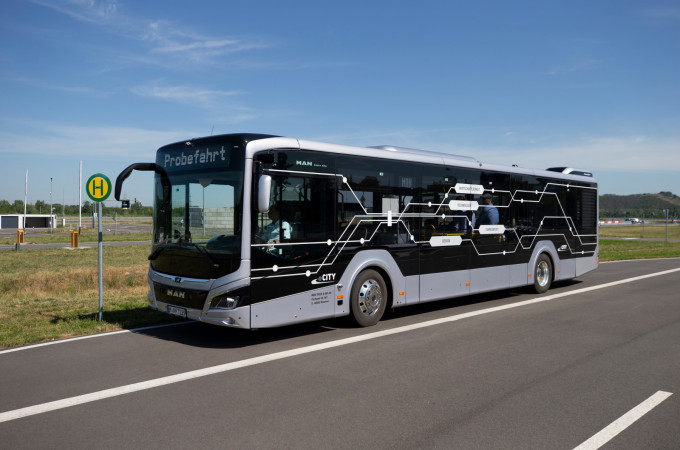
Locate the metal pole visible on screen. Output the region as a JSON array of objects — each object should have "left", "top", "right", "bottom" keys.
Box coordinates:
[
  {"left": 50, "top": 177, "right": 53, "bottom": 234},
  {"left": 98, "top": 201, "right": 104, "bottom": 321},
  {"left": 23, "top": 170, "right": 28, "bottom": 230},
  {"left": 79, "top": 161, "right": 82, "bottom": 234},
  {"left": 665, "top": 209, "right": 669, "bottom": 242}
]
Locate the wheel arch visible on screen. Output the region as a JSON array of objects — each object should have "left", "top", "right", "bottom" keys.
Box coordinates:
[
  {"left": 340, "top": 250, "right": 402, "bottom": 312},
  {"left": 528, "top": 241, "right": 559, "bottom": 283}
]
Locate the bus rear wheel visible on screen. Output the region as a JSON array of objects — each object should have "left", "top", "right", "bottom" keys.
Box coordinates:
[
  {"left": 350, "top": 269, "right": 387, "bottom": 327},
  {"left": 533, "top": 253, "right": 553, "bottom": 294}
]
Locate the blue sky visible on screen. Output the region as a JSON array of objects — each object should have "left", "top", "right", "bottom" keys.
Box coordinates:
[{"left": 1, "top": 0, "right": 679, "bottom": 207}]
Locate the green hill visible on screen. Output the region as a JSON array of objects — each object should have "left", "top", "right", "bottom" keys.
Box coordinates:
[{"left": 600, "top": 192, "right": 680, "bottom": 218}]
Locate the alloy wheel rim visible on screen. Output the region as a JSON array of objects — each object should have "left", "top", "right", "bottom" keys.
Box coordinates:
[
  {"left": 536, "top": 260, "right": 550, "bottom": 287},
  {"left": 358, "top": 279, "right": 382, "bottom": 316}
]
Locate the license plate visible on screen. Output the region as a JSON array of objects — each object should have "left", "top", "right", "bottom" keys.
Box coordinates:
[{"left": 166, "top": 305, "right": 187, "bottom": 318}]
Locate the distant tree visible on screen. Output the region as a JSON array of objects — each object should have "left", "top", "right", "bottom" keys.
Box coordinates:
[
  {"left": 35, "top": 200, "right": 48, "bottom": 214},
  {"left": 130, "top": 199, "right": 143, "bottom": 214},
  {"left": 12, "top": 200, "right": 24, "bottom": 213}
]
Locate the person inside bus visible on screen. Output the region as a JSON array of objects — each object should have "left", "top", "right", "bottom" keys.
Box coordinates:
[
  {"left": 256, "top": 203, "right": 292, "bottom": 245},
  {"left": 477, "top": 193, "right": 499, "bottom": 225},
  {"left": 451, "top": 196, "right": 468, "bottom": 232}
]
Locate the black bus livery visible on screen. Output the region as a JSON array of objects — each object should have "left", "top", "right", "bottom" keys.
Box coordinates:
[{"left": 115, "top": 133, "right": 598, "bottom": 328}]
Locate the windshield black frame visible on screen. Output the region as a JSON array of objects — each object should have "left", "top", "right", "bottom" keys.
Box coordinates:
[{"left": 149, "top": 135, "right": 250, "bottom": 279}]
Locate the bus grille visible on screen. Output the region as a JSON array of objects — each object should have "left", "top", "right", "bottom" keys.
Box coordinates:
[{"left": 153, "top": 283, "right": 208, "bottom": 310}]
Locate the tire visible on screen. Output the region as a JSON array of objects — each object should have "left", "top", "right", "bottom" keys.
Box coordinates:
[
  {"left": 350, "top": 269, "right": 387, "bottom": 327},
  {"left": 532, "top": 253, "right": 553, "bottom": 294}
]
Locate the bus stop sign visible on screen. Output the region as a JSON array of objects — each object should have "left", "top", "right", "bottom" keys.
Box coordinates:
[{"left": 86, "top": 173, "right": 112, "bottom": 202}]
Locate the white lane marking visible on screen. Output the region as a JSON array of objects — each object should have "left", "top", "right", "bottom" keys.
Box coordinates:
[
  {"left": 573, "top": 391, "right": 673, "bottom": 450},
  {"left": 0, "top": 322, "right": 191, "bottom": 356},
  {"left": 1, "top": 267, "right": 679, "bottom": 423}
]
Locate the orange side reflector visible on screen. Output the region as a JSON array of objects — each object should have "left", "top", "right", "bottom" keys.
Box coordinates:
[
  {"left": 337, "top": 295, "right": 343, "bottom": 300},
  {"left": 466, "top": 282, "right": 470, "bottom": 286},
  {"left": 557, "top": 270, "right": 561, "bottom": 273},
  {"left": 528, "top": 273, "right": 532, "bottom": 277},
  {"left": 399, "top": 291, "right": 405, "bottom": 296}
]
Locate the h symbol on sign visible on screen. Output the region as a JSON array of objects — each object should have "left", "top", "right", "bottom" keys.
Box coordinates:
[{"left": 93, "top": 178, "right": 104, "bottom": 196}]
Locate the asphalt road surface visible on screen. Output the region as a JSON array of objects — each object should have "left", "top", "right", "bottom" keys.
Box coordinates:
[{"left": 1, "top": 258, "right": 679, "bottom": 449}]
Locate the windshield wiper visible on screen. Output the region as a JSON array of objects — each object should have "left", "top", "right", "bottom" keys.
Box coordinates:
[{"left": 183, "top": 242, "right": 220, "bottom": 268}]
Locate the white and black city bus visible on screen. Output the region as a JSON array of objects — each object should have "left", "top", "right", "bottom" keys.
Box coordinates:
[{"left": 115, "top": 133, "right": 598, "bottom": 328}]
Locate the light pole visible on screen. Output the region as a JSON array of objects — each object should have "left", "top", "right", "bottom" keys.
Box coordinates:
[
  {"left": 50, "top": 177, "right": 53, "bottom": 234},
  {"left": 23, "top": 170, "right": 28, "bottom": 230}
]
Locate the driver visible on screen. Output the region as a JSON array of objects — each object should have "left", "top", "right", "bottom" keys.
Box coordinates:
[{"left": 257, "top": 203, "right": 292, "bottom": 245}]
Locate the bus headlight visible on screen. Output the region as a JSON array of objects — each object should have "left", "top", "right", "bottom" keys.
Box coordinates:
[{"left": 211, "top": 295, "right": 239, "bottom": 310}]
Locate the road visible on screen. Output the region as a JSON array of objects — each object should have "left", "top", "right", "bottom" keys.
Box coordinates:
[{"left": 1, "top": 258, "right": 679, "bottom": 449}]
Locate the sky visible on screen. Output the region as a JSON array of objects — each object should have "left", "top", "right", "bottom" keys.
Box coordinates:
[{"left": 1, "top": 0, "right": 679, "bottom": 207}]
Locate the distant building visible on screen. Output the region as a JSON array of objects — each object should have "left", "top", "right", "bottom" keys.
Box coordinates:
[{"left": 0, "top": 214, "right": 57, "bottom": 229}]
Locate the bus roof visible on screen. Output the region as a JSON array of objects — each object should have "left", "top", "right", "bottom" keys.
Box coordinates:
[{"left": 173, "top": 133, "right": 596, "bottom": 184}]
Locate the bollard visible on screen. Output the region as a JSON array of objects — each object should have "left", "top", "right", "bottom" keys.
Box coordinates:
[
  {"left": 17, "top": 229, "right": 24, "bottom": 244},
  {"left": 71, "top": 231, "right": 79, "bottom": 248}
]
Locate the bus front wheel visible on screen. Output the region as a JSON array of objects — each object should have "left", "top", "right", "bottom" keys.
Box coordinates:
[
  {"left": 533, "top": 254, "right": 553, "bottom": 294},
  {"left": 350, "top": 269, "right": 387, "bottom": 327}
]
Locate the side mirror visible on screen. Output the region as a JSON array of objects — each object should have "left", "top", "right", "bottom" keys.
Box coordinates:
[
  {"left": 115, "top": 163, "right": 170, "bottom": 202},
  {"left": 258, "top": 175, "right": 271, "bottom": 213}
]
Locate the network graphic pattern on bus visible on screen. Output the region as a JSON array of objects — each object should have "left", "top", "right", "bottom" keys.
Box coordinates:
[{"left": 252, "top": 167, "right": 597, "bottom": 280}]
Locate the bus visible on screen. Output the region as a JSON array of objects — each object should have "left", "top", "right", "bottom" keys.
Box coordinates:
[{"left": 115, "top": 133, "right": 598, "bottom": 328}]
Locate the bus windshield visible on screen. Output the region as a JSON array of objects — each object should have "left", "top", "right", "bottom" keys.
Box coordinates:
[{"left": 150, "top": 139, "right": 245, "bottom": 279}]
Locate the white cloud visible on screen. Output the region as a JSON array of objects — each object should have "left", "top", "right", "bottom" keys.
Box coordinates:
[
  {"left": 319, "top": 129, "right": 680, "bottom": 174},
  {"left": 641, "top": 7, "right": 680, "bottom": 23},
  {"left": 131, "top": 83, "right": 244, "bottom": 110},
  {"left": 29, "top": 0, "right": 269, "bottom": 66},
  {"left": 29, "top": 0, "right": 121, "bottom": 25},
  {"left": 454, "top": 136, "right": 680, "bottom": 173},
  {"left": 0, "top": 122, "right": 192, "bottom": 159},
  {"left": 2, "top": 76, "right": 107, "bottom": 96},
  {"left": 141, "top": 20, "right": 270, "bottom": 64}
]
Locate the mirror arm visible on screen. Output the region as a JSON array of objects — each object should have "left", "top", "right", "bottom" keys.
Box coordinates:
[{"left": 115, "top": 163, "right": 170, "bottom": 201}]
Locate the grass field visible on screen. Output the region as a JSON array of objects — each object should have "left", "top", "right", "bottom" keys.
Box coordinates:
[
  {"left": 1, "top": 228, "right": 679, "bottom": 349},
  {"left": 1, "top": 230, "right": 152, "bottom": 245},
  {"left": 599, "top": 223, "right": 680, "bottom": 240},
  {"left": 0, "top": 246, "right": 178, "bottom": 349}
]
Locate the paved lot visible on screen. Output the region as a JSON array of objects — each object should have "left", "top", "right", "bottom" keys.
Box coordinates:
[
  {"left": 0, "top": 224, "right": 151, "bottom": 250},
  {"left": 1, "top": 258, "right": 679, "bottom": 449}
]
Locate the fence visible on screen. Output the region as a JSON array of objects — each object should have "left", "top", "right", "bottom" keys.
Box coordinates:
[{"left": 61, "top": 216, "right": 152, "bottom": 229}]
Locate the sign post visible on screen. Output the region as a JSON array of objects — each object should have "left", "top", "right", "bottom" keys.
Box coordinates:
[{"left": 86, "top": 173, "right": 112, "bottom": 322}]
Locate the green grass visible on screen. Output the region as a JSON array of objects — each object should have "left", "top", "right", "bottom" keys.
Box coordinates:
[
  {"left": 598, "top": 224, "right": 680, "bottom": 260},
  {"left": 599, "top": 239, "right": 680, "bottom": 261},
  {"left": 599, "top": 223, "right": 680, "bottom": 240},
  {"left": 1, "top": 230, "right": 151, "bottom": 245},
  {"left": 1, "top": 235, "right": 679, "bottom": 349},
  {"left": 0, "top": 246, "right": 178, "bottom": 349}
]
